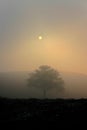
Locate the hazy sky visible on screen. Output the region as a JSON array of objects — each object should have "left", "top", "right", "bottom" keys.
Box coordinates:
[{"left": 0, "top": 0, "right": 87, "bottom": 74}]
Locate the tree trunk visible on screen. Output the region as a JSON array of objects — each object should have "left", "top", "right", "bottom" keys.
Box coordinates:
[{"left": 43, "top": 89, "right": 46, "bottom": 99}]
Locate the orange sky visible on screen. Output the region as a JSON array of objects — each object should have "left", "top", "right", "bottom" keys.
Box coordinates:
[{"left": 0, "top": 0, "right": 87, "bottom": 74}]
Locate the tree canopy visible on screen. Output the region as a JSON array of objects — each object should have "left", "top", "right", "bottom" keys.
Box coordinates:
[{"left": 28, "top": 65, "right": 64, "bottom": 98}]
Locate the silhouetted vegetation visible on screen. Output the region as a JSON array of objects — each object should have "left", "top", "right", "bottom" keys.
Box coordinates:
[
  {"left": 27, "top": 65, "right": 64, "bottom": 98},
  {"left": 0, "top": 97, "right": 87, "bottom": 128}
]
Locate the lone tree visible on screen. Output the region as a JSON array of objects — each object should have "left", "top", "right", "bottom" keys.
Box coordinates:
[{"left": 28, "top": 65, "right": 64, "bottom": 98}]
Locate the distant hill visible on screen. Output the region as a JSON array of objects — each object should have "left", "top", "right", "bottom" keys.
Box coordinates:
[{"left": 0, "top": 71, "right": 87, "bottom": 98}]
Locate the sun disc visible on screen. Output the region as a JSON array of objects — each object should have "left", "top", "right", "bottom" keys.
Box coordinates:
[{"left": 38, "top": 36, "right": 43, "bottom": 40}]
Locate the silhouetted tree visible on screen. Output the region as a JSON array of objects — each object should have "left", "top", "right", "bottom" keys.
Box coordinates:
[{"left": 27, "top": 65, "right": 64, "bottom": 98}]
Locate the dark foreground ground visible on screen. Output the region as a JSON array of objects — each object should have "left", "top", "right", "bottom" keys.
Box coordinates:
[{"left": 0, "top": 97, "right": 87, "bottom": 128}]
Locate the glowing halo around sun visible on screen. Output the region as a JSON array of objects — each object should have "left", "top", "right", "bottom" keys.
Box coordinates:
[{"left": 38, "top": 36, "right": 43, "bottom": 40}]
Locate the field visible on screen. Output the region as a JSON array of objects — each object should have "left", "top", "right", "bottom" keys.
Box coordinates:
[{"left": 0, "top": 97, "right": 87, "bottom": 128}]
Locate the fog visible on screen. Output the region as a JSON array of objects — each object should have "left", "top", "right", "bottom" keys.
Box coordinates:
[
  {"left": 0, "top": 1, "right": 87, "bottom": 99},
  {"left": 0, "top": 71, "right": 87, "bottom": 99},
  {"left": 0, "top": 0, "right": 87, "bottom": 74}
]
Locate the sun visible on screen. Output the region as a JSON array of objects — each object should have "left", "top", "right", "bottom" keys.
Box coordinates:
[{"left": 38, "top": 36, "right": 43, "bottom": 40}]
